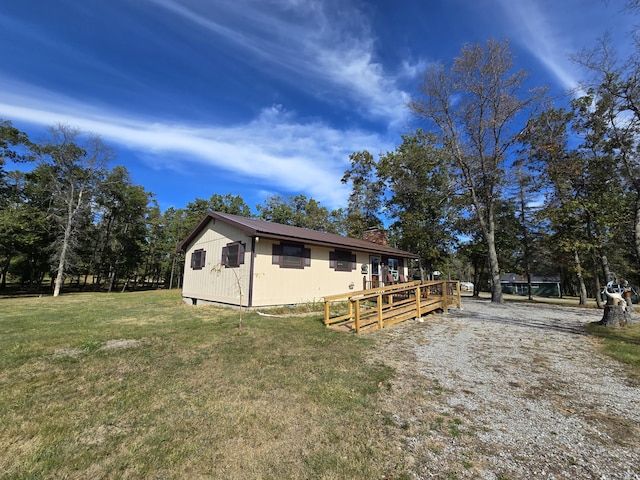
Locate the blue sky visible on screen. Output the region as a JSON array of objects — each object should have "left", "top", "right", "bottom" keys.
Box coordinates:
[{"left": 0, "top": 0, "right": 635, "bottom": 213}]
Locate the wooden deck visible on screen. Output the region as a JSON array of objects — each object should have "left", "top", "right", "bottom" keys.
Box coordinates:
[{"left": 322, "top": 280, "right": 461, "bottom": 333}]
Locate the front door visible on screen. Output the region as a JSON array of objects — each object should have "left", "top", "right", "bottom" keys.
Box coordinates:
[
  {"left": 370, "top": 256, "right": 381, "bottom": 288},
  {"left": 387, "top": 258, "right": 399, "bottom": 283}
]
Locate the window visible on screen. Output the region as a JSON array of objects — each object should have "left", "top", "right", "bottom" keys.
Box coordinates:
[
  {"left": 221, "top": 242, "right": 245, "bottom": 268},
  {"left": 191, "top": 249, "right": 206, "bottom": 270},
  {"left": 330, "top": 250, "right": 356, "bottom": 271},
  {"left": 272, "top": 243, "right": 311, "bottom": 268}
]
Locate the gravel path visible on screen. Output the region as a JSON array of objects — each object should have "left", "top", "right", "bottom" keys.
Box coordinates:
[{"left": 374, "top": 298, "right": 640, "bottom": 479}]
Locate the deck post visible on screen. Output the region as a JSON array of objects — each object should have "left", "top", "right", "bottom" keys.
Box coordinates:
[
  {"left": 324, "top": 300, "right": 330, "bottom": 325},
  {"left": 348, "top": 300, "right": 353, "bottom": 324},
  {"left": 377, "top": 294, "right": 383, "bottom": 329},
  {"left": 354, "top": 299, "right": 360, "bottom": 333},
  {"left": 455, "top": 281, "right": 461, "bottom": 308},
  {"left": 415, "top": 285, "right": 421, "bottom": 318},
  {"left": 442, "top": 281, "right": 448, "bottom": 313}
]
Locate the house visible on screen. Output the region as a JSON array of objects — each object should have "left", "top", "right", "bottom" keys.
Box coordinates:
[
  {"left": 179, "top": 212, "right": 420, "bottom": 307},
  {"left": 500, "top": 273, "right": 561, "bottom": 297}
]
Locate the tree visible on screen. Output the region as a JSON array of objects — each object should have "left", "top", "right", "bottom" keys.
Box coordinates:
[
  {"left": 93, "top": 166, "right": 150, "bottom": 292},
  {"left": 512, "top": 158, "right": 537, "bottom": 299},
  {"left": 570, "top": 93, "right": 629, "bottom": 301},
  {"left": 517, "top": 108, "right": 581, "bottom": 300},
  {"left": 161, "top": 206, "right": 190, "bottom": 289},
  {"left": 574, "top": 37, "right": 640, "bottom": 277},
  {"left": 256, "top": 194, "right": 344, "bottom": 234},
  {"left": 409, "top": 39, "right": 544, "bottom": 303},
  {"left": 184, "top": 193, "right": 252, "bottom": 236},
  {"left": 0, "top": 122, "right": 35, "bottom": 288},
  {"left": 37, "top": 125, "right": 113, "bottom": 297},
  {"left": 377, "top": 131, "right": 457, "bottom": 276},
  {"left": 341, "top": 151, "right": 383, "bottom": 238},
  {"left": 0, "top": 120, "right": 33, "bottom": 185}
]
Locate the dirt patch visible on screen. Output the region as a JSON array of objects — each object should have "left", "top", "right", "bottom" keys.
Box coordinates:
[
  {"left": 100, "top": 339, "right": 142, "bottom": 350},
  {"left": 52, "top": 339, "right": 143, "bottom": 358},
  {"left": 373, "top": 298, "right": 640, "bottom": 479}
]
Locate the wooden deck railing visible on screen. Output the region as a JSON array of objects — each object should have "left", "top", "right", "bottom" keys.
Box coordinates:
[{"left": 322, "top": 280, "right": 461, "bottom": 333}]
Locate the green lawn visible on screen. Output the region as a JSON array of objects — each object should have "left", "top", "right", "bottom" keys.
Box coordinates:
[
  {"left": 0, "top": 290, "right": 408, "bottom": 480},
  {"left": 586, "top": 321, "right": 640, "bottom": 381},
  {"left": 2, "top": 290, "right": 639, "bottom": 479}
]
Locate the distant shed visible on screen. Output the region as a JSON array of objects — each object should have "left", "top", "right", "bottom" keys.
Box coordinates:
[{"left": 500, "top": 273, "right": 561, "bottom": 297}]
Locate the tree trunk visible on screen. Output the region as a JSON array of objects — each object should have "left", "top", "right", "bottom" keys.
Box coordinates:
[
  {"left": 573, "top": 250, "right": 588, "bottom": 305},
  {"left": 53, "top": 216, "right": 73, "bottom": 297},
  {"left": 169, "top": 252, "right": 177, "bottom": 290},
  {"left": 600, "top": 305, "right": 632, "bottom": 327},
  {"left": 600, "top": 252, "right": 612, "bottom": 287},
  {"left": 0, "top": 255, "right": 10, "bottom": 290},
  {"left": 635, "top": 197, "right": 640, "bottom": 266},
  {"left": 486, "top": 227, "right": 504, "bottom": 304},
  {"left": 591, "top": 251, "right": 604, "bottom": 309}
]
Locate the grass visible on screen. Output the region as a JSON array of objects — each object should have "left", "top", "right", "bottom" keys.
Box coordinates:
[
  {"left": 3, "top": 289, "right": 640, "bottom": 479},
  {"left": 586, "top": 320, "right": 640, "bottom": 381},
  {"left": 0, "top": 290, "right": 406, "bottom": 479}
]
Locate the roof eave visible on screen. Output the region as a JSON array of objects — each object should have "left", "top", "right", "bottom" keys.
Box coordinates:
[{"left": 179, "top": 211, "right": 419, "bottom": 259}]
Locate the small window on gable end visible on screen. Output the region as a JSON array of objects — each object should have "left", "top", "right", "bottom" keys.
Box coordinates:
[
  {"left": 191, "top": 249, "right": 206, "bottom": 270},
  {"left": 330, "top": 250, "right": 356, "bottom": 271},
  {"left": 222, "top": 242, "right": 245, "bottom": 268}
]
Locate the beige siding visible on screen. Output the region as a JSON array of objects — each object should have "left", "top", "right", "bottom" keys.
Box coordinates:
[
  {"left": 182, "top": 219, "right": 252, "bottom": 306},
  {"left": 250, "top": 239, "right": 408, "bottom": 307}
]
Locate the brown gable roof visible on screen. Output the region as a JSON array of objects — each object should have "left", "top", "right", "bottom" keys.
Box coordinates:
[{"left": 179, "top": 211, "right": 419, "bottom": 259}]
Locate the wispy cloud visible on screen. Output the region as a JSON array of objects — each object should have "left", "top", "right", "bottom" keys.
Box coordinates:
[
  {"left": 496, "top": 0, "right": 636, "bottom": 96},
  {"left": 0, "top": 86, "right": 391, "bottom": 209},
  {"left": 495, "top": 0, "right": 582, "bottom": 93},
  {"left": 148, "top": 0, "right": 412, "bottom": 126},
  {"left": 0, "top": 0, "right": 418, "bottom": 209}
]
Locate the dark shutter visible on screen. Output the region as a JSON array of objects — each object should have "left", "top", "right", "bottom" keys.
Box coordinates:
[
  {"left": 200, "top": 250, "right": 206, "bottom": 268},
  {"left": 272, "top": 244, "right": 282, "bottom": 264},
  {"left": 350, "top": 253, "right": 356, "bottom": 271},
  {"left": 239, "top": 243, "right": 245, "bottom": 265},
  {"left": 329, "top": 251, "right": 336, "bottom": 268},
  {"left": 221, "top": 247, "right": 228, "bottom": 267},
  {"left": 190, "top": 251, "right": 196, "bottom": 269},
  {"left": 303, "top": 248, "right": 311, "bottom": 267}
]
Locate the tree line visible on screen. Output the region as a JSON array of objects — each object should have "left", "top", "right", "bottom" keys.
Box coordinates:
[
  {"left": 1, "top": 29, "right": 639, "bottom": 303},
  {"left": 0, "top": 123, "right": 354, "bottom": 295},
  {"left": 340, "top": 34, "right": 639, "bottom": 305}
]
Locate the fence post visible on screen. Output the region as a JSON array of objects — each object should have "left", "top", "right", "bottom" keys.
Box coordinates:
[
  {"left": 377, "top": 294, "right": 383, "bottom": 329},
  {"left": 354, "top": 299, "right": 360, "bottom": 333}
]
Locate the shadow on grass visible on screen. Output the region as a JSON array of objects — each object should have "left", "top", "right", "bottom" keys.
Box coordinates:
[{"left": 586, "top": 321, "right": 640, "bottom": 346}]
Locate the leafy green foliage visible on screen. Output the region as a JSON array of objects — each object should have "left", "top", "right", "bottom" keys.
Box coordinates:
[
  {"left": 256, "top": 193, "right": 345, "bottom": 234},
  {"left": 378, "top": 131, "right": 457, "bottom": 273},
  {"left": 185, "top": 193, "right": 252, "bottom": 231},
  {"left": 341, "top": 150, "right": 383, "bottom": 238}
]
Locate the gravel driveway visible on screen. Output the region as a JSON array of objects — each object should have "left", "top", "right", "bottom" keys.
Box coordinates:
[{"left": 374, "top": 298, "right": 640, "bottom": 479}]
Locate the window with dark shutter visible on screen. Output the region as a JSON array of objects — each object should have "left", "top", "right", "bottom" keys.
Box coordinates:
[
  {"left": 222, "top": 242, "right": 245, "bottom": 268},
  {"left": 272, "top": 242, "right": 309, "bottom": 268},
  {"left": 191, "top": 249, "right": 206, "bottom": 270},
  {"left": 330, "top": 250, "right": 355, "bottom": 271}
]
